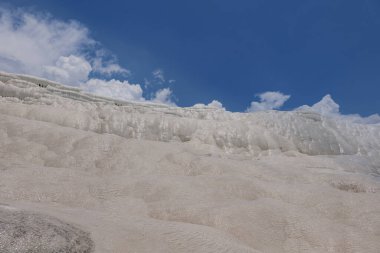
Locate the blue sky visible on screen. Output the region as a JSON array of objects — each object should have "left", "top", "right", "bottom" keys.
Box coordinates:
[{"left": 1, "top": 0, "right": 380, "bottom": 115}]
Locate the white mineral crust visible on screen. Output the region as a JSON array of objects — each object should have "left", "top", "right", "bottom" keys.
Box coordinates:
[{"left": 0, "top": 71, "right": 379, "bottom": 252}]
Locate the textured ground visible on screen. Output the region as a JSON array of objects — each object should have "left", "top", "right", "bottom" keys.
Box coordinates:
[
  {"left": 0, "top": 71, "right": 380, "bottom": 252},
  {"left": 0, "top": 204, "right": 93, "bottom": 253}
]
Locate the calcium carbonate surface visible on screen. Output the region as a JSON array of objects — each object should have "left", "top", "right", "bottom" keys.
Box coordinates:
[{"left": 0, "top": 71, "right": 379, "bottom": 253}]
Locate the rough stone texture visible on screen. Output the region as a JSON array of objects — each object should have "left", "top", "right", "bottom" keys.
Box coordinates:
[{"left": 0, "top": 205, "right": 93, "bottom": 253}]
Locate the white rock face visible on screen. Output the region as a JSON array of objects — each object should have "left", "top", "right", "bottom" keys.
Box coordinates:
[{"left": 0, "top": 71, "right": 380, "bottom": 253}]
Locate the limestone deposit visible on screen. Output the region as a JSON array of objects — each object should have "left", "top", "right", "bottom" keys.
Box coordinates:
[{"left": 0, "top": 71, "right": 379, "bottom": 252}]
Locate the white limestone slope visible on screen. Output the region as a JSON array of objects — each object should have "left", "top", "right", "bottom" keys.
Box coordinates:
[
  {"left": 1, "top": 71, "right": 379, "bottom": 158},
  {"left": 0, "top": 71, "right": 380, "bottom": 253}
]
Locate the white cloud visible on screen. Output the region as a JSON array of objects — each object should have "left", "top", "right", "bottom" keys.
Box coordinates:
[
  {"left": 0, "top": 8, "right": 129, "bottom": 85},
  {"left": 247, "top": 91, "right": 290, "bottom": 112},
  {"left": 207, "top": 100, "right": 224, "bottom": 109},
  {"left": 91, "top": 50, "right": 130, "bottom": 76},
  {"left": 152, "top": 69, "right": 165, "bottom": 83},
  {"left": 151, "top": 88, "right": 176, "bottom": 106},
  {"left": 144, "top": 69, "right": 176, "bottom": 88},
  {"left": 43, "top": 55, "right": 92, "bottom": 85},
  {"left": 0, "top": 8, "right": 178, "bottom": 104},
  {"left": 297, "top": 94, "right": 380, "bottom": 124},
  {"left": 192, "top": 100, "right": 225, "bottom": 110},
  {"left": 0, "top": 8, "right": 92, "bottom": 82},
  {"left": 83, "top": 79, "right": 145, "bottom": 102}
]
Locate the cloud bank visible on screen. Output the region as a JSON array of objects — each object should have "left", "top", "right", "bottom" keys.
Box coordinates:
[
  {"left": 0, "top": 8, "right": 377, "bottom": 118},
  {"left": 0, "top": 8, "right": 129, "bottom": 84},
  {"left": 0, "top": 8, "right": 174, "bottom": 105}
]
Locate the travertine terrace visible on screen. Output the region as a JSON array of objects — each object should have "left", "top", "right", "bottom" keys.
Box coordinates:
[{"left": 0, "top": 71, "right": 379, "bottom": 252}]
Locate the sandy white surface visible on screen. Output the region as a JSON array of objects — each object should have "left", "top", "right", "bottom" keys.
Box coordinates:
[{"left": 0, "top": 71, "right": 380, "bottom": 252}]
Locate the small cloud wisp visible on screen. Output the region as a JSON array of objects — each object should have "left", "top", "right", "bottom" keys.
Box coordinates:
[{"left": 247, "top": 91, "right": 291, "bottom": 112}]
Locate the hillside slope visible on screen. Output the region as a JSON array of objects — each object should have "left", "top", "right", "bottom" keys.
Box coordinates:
[{"left": 0, "top": 71, "right": 380, "bottom": 253}]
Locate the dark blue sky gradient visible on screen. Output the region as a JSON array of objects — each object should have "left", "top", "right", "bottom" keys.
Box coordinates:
[{"left": 6, "top": 0, "right": 380, "bottom": 114}]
